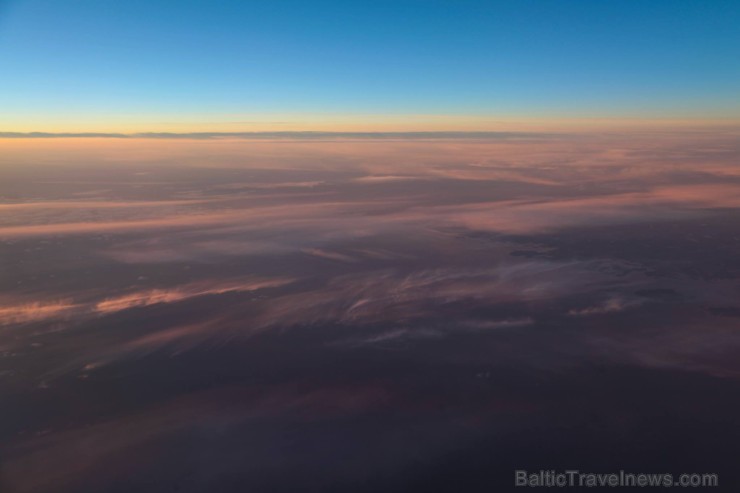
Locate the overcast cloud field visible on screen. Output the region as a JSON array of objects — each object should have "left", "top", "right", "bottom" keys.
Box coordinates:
[{"left": 1, "top": 131, "right": 739, "bottom": 491}]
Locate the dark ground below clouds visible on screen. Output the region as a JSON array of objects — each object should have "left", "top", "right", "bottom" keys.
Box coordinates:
[{"left": 4, "top": 327, "right": 740, "bottom": 492}]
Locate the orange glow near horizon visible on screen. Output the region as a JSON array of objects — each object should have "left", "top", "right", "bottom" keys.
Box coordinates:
[{"left": 3, "top": 112, "right": 740, "bottom": 135}]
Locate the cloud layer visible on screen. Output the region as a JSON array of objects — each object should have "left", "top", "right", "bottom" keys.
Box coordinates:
[{"left": 2, "top": 132, "right": 740, "bottom": 492}]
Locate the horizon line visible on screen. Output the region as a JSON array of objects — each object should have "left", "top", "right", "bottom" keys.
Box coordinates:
[
  {"left": 0, "top": 131, "right": 563, "bottom": 140},
  {"left": 2, "top": 126, "right": 740, "bottom": 140}
]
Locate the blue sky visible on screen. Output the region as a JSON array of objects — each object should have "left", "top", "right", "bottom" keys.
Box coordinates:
[{"left": 1, "top": 0, "right": 739, "bottom": 130}]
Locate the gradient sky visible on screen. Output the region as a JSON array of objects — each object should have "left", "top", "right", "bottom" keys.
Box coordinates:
[{"left": 1, "top": 0, "right": 739, "bottom": 131}]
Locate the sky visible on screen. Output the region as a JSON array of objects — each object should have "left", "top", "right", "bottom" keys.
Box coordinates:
[{"left": 1, "top": 0, "right": 739, "bottom": 132}]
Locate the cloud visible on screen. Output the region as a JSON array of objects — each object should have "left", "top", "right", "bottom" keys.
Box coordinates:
[
  {"left": 423, "top": 183, "right": 740, "bottom": 234},
  {"left": 0, "top": 211, "right": 234, "bottom": 238},
  {"left": 94, "top": 278, "right": 293, "bottom": 314},
  {"left": 568, "top": 297, "right": 640, "bottom": 316},
  {"left": 4, "top": 177, "right": 737, "bottom": 243},
  {"left": 244, "top": 261, "right": 605, "bottom": 332},
  {"left": 351, "top": 175, "right": 419, "bottom": 183},
  {"left": 0, "top": 199, "right": 204, "bottom": 212},
  {"left": 0, "top": 278, "right": 294, "bottom": 327},
  {"left": 2, "top": 130, "right": 740, "bottom": 493},
  {"left": 461, "top": 317, "right": 535, "bottom": 330},
  {"left": 0, "top": 300, "right": 82, "bottom": 325},
  {"left": 301, "top": 248, "right": 357, "bottom": 263},
  {"left": 3, "top": 259, "right": 622, "bottom": 371}
]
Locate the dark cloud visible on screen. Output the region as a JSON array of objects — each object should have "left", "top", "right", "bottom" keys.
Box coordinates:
[{"left": 1, "top": 132, "right": 740, "bottom": 492}]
